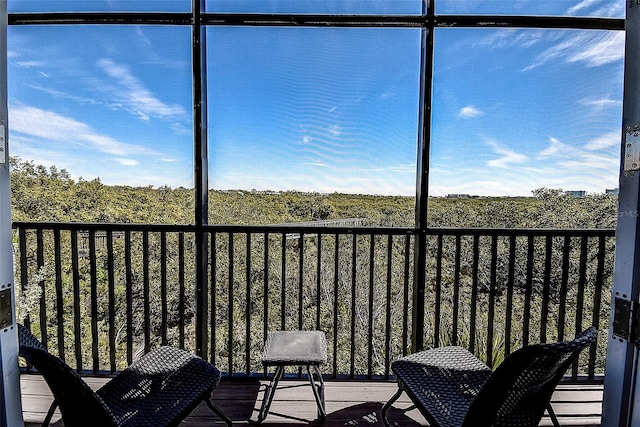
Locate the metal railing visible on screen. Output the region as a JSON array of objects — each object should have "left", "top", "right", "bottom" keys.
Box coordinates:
[{"left": 14, "top": 221, "right": 614, "bottom": 381}]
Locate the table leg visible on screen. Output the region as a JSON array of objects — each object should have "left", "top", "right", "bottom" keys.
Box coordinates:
[
  {"left": 256, "top": 365, "right": 284, "bottom": 423},
  {"left": 306, "top": 364, "right": 326, "bottom": 420}
]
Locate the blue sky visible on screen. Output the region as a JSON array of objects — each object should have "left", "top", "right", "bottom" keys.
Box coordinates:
[{"left": 7, "top": 0, "right": 625, "bottom": 196}]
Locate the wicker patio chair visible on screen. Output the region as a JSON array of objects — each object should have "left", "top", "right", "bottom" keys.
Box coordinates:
[
  {"left": 382, "top": 327, "right": 597, "bottom": 427},
  {"left": 18, "top": 324, "right": 232, "bottom": 427}
]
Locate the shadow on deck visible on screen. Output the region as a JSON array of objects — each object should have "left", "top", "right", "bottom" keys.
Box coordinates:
[{"left": 20, "top": 375, "right": 603, "bottom": 426}]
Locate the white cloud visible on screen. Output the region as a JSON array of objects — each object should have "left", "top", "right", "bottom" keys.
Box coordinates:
[
  {"left": 539, "top": 137, "right": 570, "bottom": 158},
  {"left": 113, "top": 158, "right": 139, "bottom": 166},
  {"left": 328, "top": 125, "right": 341, "bottom": 136},
  {"left": 584, "top": 131, "right": 620, "bottom": 151},
  {"left": 27, "top": 85, "right": 101, "bottom": 106},
  {"left": 566, "top": 0, "right": 601, "bottom": 15},
  {"left": 592, "top": 3, "right": 625, "bottom": 18},
  {"left": 477, "top": 29, "right": 550, "bottom": 50},
  {"left": 567, "top": 0, "right": 624, "bottom": 18},
  {"left": 97, "top": 59, "right": 187, "bottom": 121},
  {"left": 15, "top": 60, "right": 44, "bottom": 68},
  {"left": 135, "top": 27, "right": 152, "bottom": 46},
  {"left": 579, "top": 97, "right": 622, "bottom": 109},
  {"left": 524, "top": 31, "right": 624, "bottom": 71},
  {"left": 170, "top": 122, "right": 191, "bottom": 136},
  {"left": 538, "top": 133, "right": 619, "bottom": 159},
  {"left": 567, "top": 32, "right": 625, "bottom": 67},
  {"left": 458, "top": 105, "right": 483, "bottom": 119},
  {"left": 485, "top": 139, "right": 528, "bottom": 168},
  {"left": 9, "top": 105, "right": 155, "bottom": 157},
  {"left": 564, "top": 152, "right": 619, "bottom": 171}
]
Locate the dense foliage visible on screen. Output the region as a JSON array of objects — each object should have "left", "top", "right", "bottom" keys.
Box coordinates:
[{"left": 10, "top": 157, "right": 616, "bottom": 376}]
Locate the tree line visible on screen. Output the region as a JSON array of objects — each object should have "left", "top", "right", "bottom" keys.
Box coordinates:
[{"left": 11, "top": 156, "right": 616, "bottom": 376}]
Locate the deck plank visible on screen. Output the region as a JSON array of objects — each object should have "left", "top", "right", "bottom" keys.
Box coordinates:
[{"left": 20, "top": 375, "right": 603, "bottom": 426}]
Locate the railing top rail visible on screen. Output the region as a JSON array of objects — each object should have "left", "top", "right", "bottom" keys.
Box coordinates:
[
  {"left": 11, "top": 222, "right": 196, "bottom": 233},
  {"left": 11, "top": 221, "right": 615, "bottom": 237},
  {"left": 426, "top": 227, "right": 616, "bottom": 237}
]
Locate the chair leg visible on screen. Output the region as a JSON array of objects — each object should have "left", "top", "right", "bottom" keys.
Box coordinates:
[
  {"left": 307, "top": 364, "right": 326, "bottom": 420},
  {"left": 256, "top": 365, "right": 284, "bottom": 423},
  {"left": 42, "top": 400, "right": 58, "bottom": 427},
  {"left": 381, "top": 387, "right": 404, "bottom": 427},
  {"left": 205, "top": 397, "right": 233, "bottom": 426},
  {"left": 546, "top": 402, "right": 561, "bottom": 427}
]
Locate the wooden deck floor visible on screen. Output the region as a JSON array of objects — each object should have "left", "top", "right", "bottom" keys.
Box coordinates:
[{"left": 20, "top": 374, "right": 603, "bottom": 426}]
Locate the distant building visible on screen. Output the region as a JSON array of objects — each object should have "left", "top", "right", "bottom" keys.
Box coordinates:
[
  {"left": 606, "top": 188, "right": 619, "bottom": 195},
  {"left": 564, "top": 190, "right": 586, "bottom": 198},
  {"left": 446, "top": 194, "right": 471, "bottom": 199}
]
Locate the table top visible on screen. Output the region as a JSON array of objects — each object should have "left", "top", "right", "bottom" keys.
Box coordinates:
[{"left": 262, "top": 330, "right": 327, "bottom": 366}]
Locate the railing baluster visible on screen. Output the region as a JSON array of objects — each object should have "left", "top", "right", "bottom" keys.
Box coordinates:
[
  {"left": 434, "top": 234, "right": 443, "bottom": 348},
  {"left": 576, "top": 236, "right": 588, "bottom": 333},
  {"left": 178, "top": 232, "right": 185, "bottom": 349},
  {"left": 71, "top": 230, "right": 82, "bottom": 370},
  {"left": 18, "top": 227, "right": 29, "bottom": 329},
  {"left": 541, "top": 235, "right": 553, "bottom": 343},
  {"left": 36, "top": 229, "right": 47, "bottom": 348},
  {"left": 385, "top": 234, "right": 393, "bottom": 379},
  {"left": 487, "top": 235, "right": 497, "bottom": 368},
  {"left": 589, "top": 235, "right": 606, "bottom": 380},
  {"left": 54, "top": 229, "right": 65, "bottom": 361},
  {"left": 124, "top": 230, "right": 133, "bottom": 366},
  {"left": 350, "top": 233, "right": 357, "bottom": 379},
  {"left": 142, "top": 231, "right": 150, "bottom": 353},
  {"left": 88, "top": 230, "right": 99, "bottom": 373},
  {"left": 505, "top": 234, "right": 516, "bottom": 356},
  {"left": 452, "top": 235, "right": 461, "bottom": 347},
  {"left": 210, "top": 232, "right": 217, "bottom": 363},
  {"left": 160, "top": 232, "right": 168, "bottom": 346},
  {"left": 367, "top": 234, "right": 375, "bottom": 379},
  {"left": 402, "top": 235, "right": 411, "bottom": 356},
  {"left": 316, "top": 234, "right": 322, "bottom": 330},
  {"left": 228, "top": 232, "right": 234, "bottom": 375},
  {"left": 523, "top": 235, "right": 535, "bottom": 346},
  {"left": 280, "top": 232, "right": 286, "bottom": 331},
  {"left": 558, "top": 236, "right": 571, "bottom": 342},
  {"left": 573, "top": 236, "right": 588, "bottom": 380},
  {"left": 298, "top": 233, "right": 304, "bottom": 331},
  {"left": 246, "top": 232, "right": 251, "bottom": 376},
  {"left": 470, "top": 235, "right": 479, "bottom": 354},
  {"left": 297, "top": 233, "right": 305, "bottom": 379},
  {"left": 263, "top": 232, "right": 269, "bottom": 352},
  {"left": 333, "top": 233, "right": 340, "bottom": 378},
  {"left": 107, "top": 231, "right": 116, "bottom": 372}
]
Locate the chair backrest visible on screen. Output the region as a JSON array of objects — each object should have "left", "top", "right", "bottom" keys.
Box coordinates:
[
  {"left": 17, "top": 324, "right": 47, "bottom": 352},
  {"left": 18, "top": 325, "right": 118, "bottom": 427},
  {"left": 462, "top": 327, "right": 597, "bottom": 427}
]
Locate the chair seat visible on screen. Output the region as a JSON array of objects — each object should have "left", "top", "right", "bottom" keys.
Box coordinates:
[
  {"left": 392, "top": 347, "right": 492, "bottom": 427},
  {"left": 97, "top": 346, "right": 221, "bottom": 427}
]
